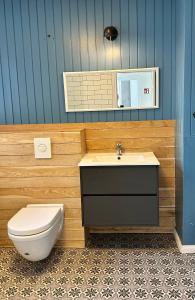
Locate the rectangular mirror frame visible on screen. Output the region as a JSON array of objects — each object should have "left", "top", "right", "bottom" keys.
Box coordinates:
[{"left": 63, "top": 67, "right": 159, "bottom": 112}]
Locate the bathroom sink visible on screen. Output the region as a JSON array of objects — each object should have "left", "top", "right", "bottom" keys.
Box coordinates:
[
  {"left": 93, "top": 154, "right": 145, "bottom": 163},
  {"left": 78, "top": 152, "right": 160, "bottom": 166}
]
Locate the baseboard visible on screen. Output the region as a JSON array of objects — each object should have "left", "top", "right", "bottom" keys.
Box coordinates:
[{"left": 174, "top": 229, "right": 195, "bottom": 253}]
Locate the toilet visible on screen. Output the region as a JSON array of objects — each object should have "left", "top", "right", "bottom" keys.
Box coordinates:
[{"left": 7, "top": 204, "right": 64, "bottom": 261}]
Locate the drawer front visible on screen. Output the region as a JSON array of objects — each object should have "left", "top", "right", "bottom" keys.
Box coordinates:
[
  {"left": 80, "top": 166, "right": 158, "bottom": 195},
  {"left": 82, "top": 195, "right": 159, "bottom": 226}
]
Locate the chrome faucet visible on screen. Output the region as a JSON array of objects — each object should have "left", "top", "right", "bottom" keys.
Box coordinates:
[{"left": 116, "top": 143, "right": 123, "bottom": 156}]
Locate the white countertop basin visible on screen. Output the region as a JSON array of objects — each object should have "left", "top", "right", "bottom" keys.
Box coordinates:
[{"left": 78, "top": 152, "right": 160, "bottom": 167}]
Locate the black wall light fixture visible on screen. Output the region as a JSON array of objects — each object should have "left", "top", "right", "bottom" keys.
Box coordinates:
[{"left": 104, "top": 26, "right": 118, "bottom": 41}]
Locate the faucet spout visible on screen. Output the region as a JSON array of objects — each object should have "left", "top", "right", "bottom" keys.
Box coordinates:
[{"left": 116, "top": 143, "right": 123, "bottom": 156}]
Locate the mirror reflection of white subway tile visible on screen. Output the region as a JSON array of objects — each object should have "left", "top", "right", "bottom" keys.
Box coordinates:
[{"left": 63, "top": 68, "right": 159, "bottom": 112}]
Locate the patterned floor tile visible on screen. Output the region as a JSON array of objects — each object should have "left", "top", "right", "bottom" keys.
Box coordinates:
[{"left": 0, "top": 234, "right": 194, "bottom": 299}]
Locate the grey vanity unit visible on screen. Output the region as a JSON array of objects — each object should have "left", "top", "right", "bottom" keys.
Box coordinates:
[{"left": 79, "top": 153, "right": 160, "bottom": 228}]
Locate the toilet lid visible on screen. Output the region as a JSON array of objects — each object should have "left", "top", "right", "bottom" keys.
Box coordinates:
[{"left": 8, "top": 207, "right": 61, "bottom": 236}]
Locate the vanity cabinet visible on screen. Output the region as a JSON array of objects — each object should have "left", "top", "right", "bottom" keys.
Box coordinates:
[{"left": 80, "top": 166, "right": 159, "bottom": 227}]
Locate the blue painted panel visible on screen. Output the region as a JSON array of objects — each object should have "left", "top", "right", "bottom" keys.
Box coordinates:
[
  {"left": 129, "top": 0, "right": 138, "bottom": 121},
  {"left": 0, "top": 0, "right": 176, "bottom": 124},
  {"left": 112, "top": 0, "right": 122, "bottom": 121},
  {"left": 37, "top": 0, "right": 53, "bottom": 123},
  {"left": 137, "top": 0, "right": 146, "bottom": 121},
  {"left": 175, "top": 0, "right": 195, "bottom": 245},
  {"left": 146, "top": 0, "right": 155, "bottom": 120},
  {"left": 53, "top": 0, "right": 66, "bottom": 123},
  {"left": 0, "top": 55, "right": 6, "bottom": 124},
  {"left": 4, "top": 0, "right": 21, "bottom": 124},
  {"left": 171, "top": 0, "right": 176, "bottom": 120},
  {"left": 183, "top": 137, "right": 195, "bottom": 244},
  {"left": 20, "top": 0, "right": 37, "bottom": 124},
  {"left": 78, "top": 0, "right": 89, "bottom": 72},
  {"left": 154, "top": 0, "right": 163, "bottom": 120},
  {"left": 61, "top": 0, "right": 74, "bottom": 122},
  {"left": 120, "top": 0, "right": 131, "bottom": 121},
  {"left": 175, "top": 0, "right": 186, "bottom": 244},
  {"left": 191, "top": 0, "right": 195, "bottom": 136},
  {"left": 45, "top": 0, "right": 61, "bottom": 123},
  {"left": 0, "top": 0, "right": 14, "bottom": 124},
  {"left": 70, "top": 0, "right": 83, "bottom": 123},
  {"left": 12, "top": 0, "right": 29, "bottom": 124},
  {"left": 102, "top": 0, "right": 112, "bottom": 122},
  {"left": 162, "top": 0, "right": 172, "bottom": 120},
  {"left": 28, "top": 0, "right": 45, "bottom": 124}
]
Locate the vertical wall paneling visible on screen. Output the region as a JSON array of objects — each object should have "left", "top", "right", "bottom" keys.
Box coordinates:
[
  {"left": 61, "top": 0, "right": 74, "bottom": 123},
  {"left": 137, "top": 0, "right": 147, "bottom": 121},
  {"left": 0, "top": 0, "right": 14, "bottom": 124},
  {"left": 69, "top": 0, "right": 81, "bottom": 72},
  {"left": 175, "top": 0, "right": 185, "bottom": 241},
  {"left": 95, "top": 0, "right": 105, "bottom": 71},
  {"left": 146, "top": 0, "right": 155, "bottom": 120},
  {"left": 70, "top": 0, "right": 83, "bottom": 123},
  {"left": 78, "top": 0, "right": 89, "bottom": 72},
  {"left": 92, "top": 0, "right": 103, "bottom": 123},
  {"left": 112, "top": 0, "right": 123, "bottom": 121},
  {"left": 13, "top": 0, "right": 29, "bottom": 124},
  {"left": 37, "top": 0, "right": 53, "bottom": 123},
  {"left": 182, "top": 0, "right": 194, "bottom": 245},
  {"left": 99, "top": 0, "right": 109, "bottom": 122},
  {"left": 79, "top": 0, "right": 92, "bottom": 123},
  {"left": 163, "top": 0, "right": 172, "bottom": 120},
  {"left": 0, "top": 0, "right": 176, "bottom": 125},
  {"left": 111, "top": 0, "right": 121, "bottom": 70},
  {"left": 53, "top": 0, "right": 66, "bottom": 123},
  {"left": 154, "top": 0, "right": 163, "bottom": 120},
  {"left": 86, "top": 0, "right": 97, "bottom": 71},
  {"left": 20, "top": 0, "right": 37, "bottom": 123},
  {"left": 171, "top": 0, "right": 176, "bottom": 120},
  {"left": 175, "top": 0, "right": 195, "bottom": 245},
  {"left": 191, "top": 1, "right": 195, "bottom": 136},
  {"left": 45, "top": 0, "right": 61, "bottom": 123},
  {"left": 120, "top": 0, "right": 131, "bottom": 121},
  {"left": 0, "top": 56, "right": 6, "bottom": 124},
  {"left": 28, "top": 0, "right": 45, "bottom": 124},
  {"left": 129, "top": 0, "right": 138, "bottom": 121},
  {"left": 4, "top": 0, "right": 21, "bottom": 124}
]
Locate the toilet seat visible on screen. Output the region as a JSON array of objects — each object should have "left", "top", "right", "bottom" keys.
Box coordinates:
[{"left": 8, "top": 207, "right": 61, "bottom": 236}]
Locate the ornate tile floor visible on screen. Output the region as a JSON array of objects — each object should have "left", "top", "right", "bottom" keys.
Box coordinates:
[{"left": 0, "top": 234, "right": 195, "bottom": 300}]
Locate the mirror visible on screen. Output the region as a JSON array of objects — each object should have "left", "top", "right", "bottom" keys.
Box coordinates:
[{"left": 63, "top": 68, "right": 159, "bottom": 112}]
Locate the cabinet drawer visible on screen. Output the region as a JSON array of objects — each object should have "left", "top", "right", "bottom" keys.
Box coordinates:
[
  {"left": 80, "top": 166, "right": 158, "bottom": 195},
  {"left": 82, "top": 195, "right": 159, "bottom": 226}
]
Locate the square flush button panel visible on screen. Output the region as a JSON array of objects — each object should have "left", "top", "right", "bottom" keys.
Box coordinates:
[{"left": 34, "top": 138, "right": 51, "bottom": 159}]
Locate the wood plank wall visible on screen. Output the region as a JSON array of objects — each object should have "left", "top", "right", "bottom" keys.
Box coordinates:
[
  {"left": 0, "top": 120, "right": 175, "bottom": 247},
  {"left": 0, "top": 130, "right": 86, "bottom": 248}
]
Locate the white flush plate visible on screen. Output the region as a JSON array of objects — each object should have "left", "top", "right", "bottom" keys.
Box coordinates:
[{"left": 34, "top": 138, "right": 51, "bottom": 159}]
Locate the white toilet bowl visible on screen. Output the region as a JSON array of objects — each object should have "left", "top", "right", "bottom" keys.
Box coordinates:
[{"left": 7, "top": 204, "right": 64, "bottom": 261}]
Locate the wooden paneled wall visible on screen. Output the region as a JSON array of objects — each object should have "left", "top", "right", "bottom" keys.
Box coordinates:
[
  {"left": 0, "top": 120, "right": 175, "bottom": 247},
  {"left": 0, "top": 130, "right": 86, "bottom": 248}
]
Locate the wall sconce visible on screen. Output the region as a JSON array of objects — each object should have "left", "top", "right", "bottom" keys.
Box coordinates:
[{"left": 104, "top": 26, "right": 118, "bottom": 41}]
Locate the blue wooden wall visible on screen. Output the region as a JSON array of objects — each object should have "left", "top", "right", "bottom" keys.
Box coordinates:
[
  {"left": 175, "top": 0, "right": 195, "bottom": 245},
  {"left": 175, "top": 0, "right": 185, "bottom": 243},
  {"left": 182, "top": 0, "right": 195, "bottom": 245},
  {"left": 0, "top": 0, "right": 176, "bottom": 124}
]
